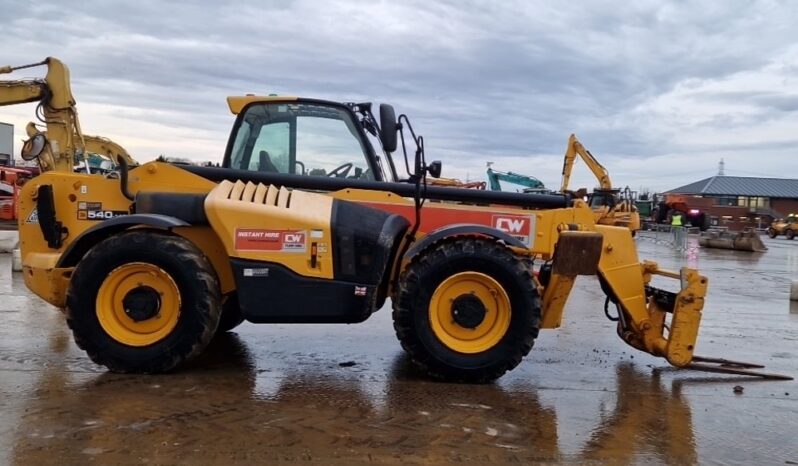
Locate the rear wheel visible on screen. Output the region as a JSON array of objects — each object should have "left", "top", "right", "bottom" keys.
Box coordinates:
[
  {"left": 392, "top": 237, "right": 540, "bottom": 383},
  {"left": 767, "top": 228, "right": 777, "bottom": 238},
  {"left": 66, "top": 231, "right": 221, "bottom": 373},
  {"left": 787, "top": 229, "right": 795, "bottom": 240},
  {"left": 697, "top": 213, "right": 711, "bottom": 231}
]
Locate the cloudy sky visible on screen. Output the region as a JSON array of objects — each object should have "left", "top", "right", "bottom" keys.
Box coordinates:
[{"left": 2, "top": 0, "right": 797, "bottom": 192}]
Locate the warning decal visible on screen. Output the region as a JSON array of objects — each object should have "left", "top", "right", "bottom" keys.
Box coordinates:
[
  {"left": 26, "top": 208, "right": 39, "bottom": 224},
  {"left": 235, "top": 229, "right": 306, "bottom": 252}
]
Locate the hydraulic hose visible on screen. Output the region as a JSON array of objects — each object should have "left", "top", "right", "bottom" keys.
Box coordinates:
[{"left": 118, "top": 157, "right": 134, "bottom": 201}]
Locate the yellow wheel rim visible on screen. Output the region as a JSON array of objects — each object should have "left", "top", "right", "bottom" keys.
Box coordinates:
[
  {"left": 96, "top": 262, "right": 181, "bottom": 347},
  {"left": 429, "top": 272, "right": 511, "bottom": 354}
]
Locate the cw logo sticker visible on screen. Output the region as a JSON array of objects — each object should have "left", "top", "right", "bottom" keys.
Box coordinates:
[
  {"left": 284, "top": 233, "right": 305, "bottom": 244},
  {"left": 492, "top": 214, "right": 535, "bottom": 247},
  {"left": 495, "top": 217, "right": 526, "bottom": 234}
]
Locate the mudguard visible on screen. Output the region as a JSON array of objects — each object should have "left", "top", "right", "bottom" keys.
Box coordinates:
[
  {"left": 56, "top": 214, "right": 189, "bottom": 267},
  {"left": 404, "top": 223, "right": 527, "bottom": 260}
]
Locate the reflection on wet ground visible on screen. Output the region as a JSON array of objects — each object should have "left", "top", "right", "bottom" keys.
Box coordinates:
[
  {"left": 1, "top": 237, "right": 797, "bottom": 465},
  {"left": 7, "top": 335, "right": 698, "bottom": 464}
]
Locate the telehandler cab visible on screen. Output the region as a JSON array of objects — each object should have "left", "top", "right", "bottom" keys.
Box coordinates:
[{"left": 3, "top": 58, "right": 790, "bottom": 382}]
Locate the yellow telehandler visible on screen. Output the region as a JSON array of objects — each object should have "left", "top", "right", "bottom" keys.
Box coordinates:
[
  {"left": 2, "top": 58, "right": 788, "bottom": 382},
  {"left": 767, "top": 214, "right": 798, "bottom": 240}
]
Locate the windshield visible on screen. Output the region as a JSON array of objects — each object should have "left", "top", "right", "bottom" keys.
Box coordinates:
[
  {"left": 589, "top": 193, "right": 615, "bottom": 208},
  {"left": 228, "top": 102, "right": 377, "bottom": 180}
]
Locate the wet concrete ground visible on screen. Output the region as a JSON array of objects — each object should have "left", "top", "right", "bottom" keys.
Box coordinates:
[{"left": 0, "top": 236, "right": 796, "bottom": 465}]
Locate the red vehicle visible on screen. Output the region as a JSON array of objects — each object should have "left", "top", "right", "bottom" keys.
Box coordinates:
[
  {"left": 651, "top": 194, "right": 713, "bottom": 230},
  {"left": 0, "top": 166, "right": 34, "bottom": 223}
]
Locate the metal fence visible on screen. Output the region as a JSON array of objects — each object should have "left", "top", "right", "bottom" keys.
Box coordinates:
[{"left": 636, "top": 223, "right": 700, "bottom": 251}]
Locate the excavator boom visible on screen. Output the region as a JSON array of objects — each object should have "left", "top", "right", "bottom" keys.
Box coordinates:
[
  {"left": 558, "top": 134, "right": 640, "bottom": 232},
  {"left": 0, "top": 58, "right": 136, "bottom": 172},
  {"left": 1, "top": 58, "right": 83, "bottom": 173},
  {"left": 560, "top": 133, "right": 612, "bottom": 192},
  {"left": 486, "top": 165, "right": 546, "bottom": 192},
  {"left": 82, "top": 134, "right": 137, "bottom": 168}
]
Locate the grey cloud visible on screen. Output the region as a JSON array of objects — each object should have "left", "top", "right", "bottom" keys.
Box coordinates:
[
  {"left": 701, "top": 91, "right": 798, "bottom": 113},
  {"left": 2, "top": 0, "right": 798, "bottom": 191}
]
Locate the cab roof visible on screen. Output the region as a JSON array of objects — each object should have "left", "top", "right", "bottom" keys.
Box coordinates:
[{"left": 227, "top": 95, "right": 349, "bottom": 115}]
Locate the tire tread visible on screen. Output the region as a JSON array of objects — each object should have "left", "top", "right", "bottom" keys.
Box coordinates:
[
  {"left": 66, "top": 230, "right": 221, "bottom": 373},
  {"left": 392, "top": 236, "right": 540, "bottom": 383}
]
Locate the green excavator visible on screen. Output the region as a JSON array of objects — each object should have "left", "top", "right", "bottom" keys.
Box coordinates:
[{"left": 486, "top": 163, "right": 548, "bottom": 193}]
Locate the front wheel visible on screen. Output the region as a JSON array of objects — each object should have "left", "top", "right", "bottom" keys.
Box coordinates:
[
  {"left": 767, "top": 228, "right": 777, "bottom": 238},
  {"left": 66, "top": 231, "right": 221, "bottom": 373},
  {"left": 392, "top": 237, "right": 541, "bottom": 383},
  {"left": 787, "top": 229, "right": 795, "bottom": 240}
]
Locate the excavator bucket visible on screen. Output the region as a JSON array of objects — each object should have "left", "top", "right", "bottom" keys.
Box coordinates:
[{"left": 698, "top": 229, "right": 768, "bottom": 252}]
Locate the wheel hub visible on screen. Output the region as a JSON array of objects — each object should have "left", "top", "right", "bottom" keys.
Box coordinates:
[
  {"left": 428, "top": 271, "right": 512, "bottom": 354},
  {"left": 96, "top": 262, "right": 181, "bottom": 347},
  {"left": 122, "top": 286, "right": 162, "bottom": 322},
  {"left": 451, "top": 294, "right": 487, "bottom": 329}
]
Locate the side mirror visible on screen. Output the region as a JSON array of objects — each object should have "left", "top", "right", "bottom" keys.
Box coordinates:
[
  {"left": 379, "top": 104, "right": 397, "bottom": 153},
  {"left": 427, "top": 160, "right": 442, "bottom": 178},
  {"left": 21, "top": 133, "right": 46, "bottom": 161}
]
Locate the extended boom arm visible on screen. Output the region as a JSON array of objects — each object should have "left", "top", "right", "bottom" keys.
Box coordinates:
[
  {"left": 83, "top": 134, "right": 137, "bottom": 168},
  {"left": 560, "top": 133, "right": 611, "bottom": 192},
  {"left": 486, "top": 165, "right": 546, "bottom": 191},
  {"left": 0, "top": 58, "right": 84, "bottom": 172}
]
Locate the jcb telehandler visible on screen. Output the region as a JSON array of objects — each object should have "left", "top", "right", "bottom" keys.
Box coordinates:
[
  {"left": 767, "top": 214, "right": 797, "bottom": 240},
  {"left": 3, "top": 58, "right": 788, "bottom": 382}
]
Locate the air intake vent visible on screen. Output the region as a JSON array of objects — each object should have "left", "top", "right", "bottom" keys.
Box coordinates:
[{"left": 224, "top": 180, "right": 292, "bottom": 207}]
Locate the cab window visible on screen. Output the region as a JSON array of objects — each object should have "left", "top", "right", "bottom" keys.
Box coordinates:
[{"left": 229, "top": 102, "right": 376, "bottom": 180}]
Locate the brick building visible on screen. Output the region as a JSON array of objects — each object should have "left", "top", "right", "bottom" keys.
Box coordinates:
[{"left": 665, "top": 176, "right": 798, "bottom": 230}]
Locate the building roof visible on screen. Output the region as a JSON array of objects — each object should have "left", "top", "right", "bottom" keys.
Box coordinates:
[{"left": 666, "top": 176, "right": 798, "bottom": 199}]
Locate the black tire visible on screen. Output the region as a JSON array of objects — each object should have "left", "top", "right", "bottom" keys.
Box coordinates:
[
  {"left": 698, "top": 213, "right": 711, "bottom": 231},
  {"left": 392, "top": 237, "right": 541, "bottom": 383},
  {"left": 650, "top": 208, "right": 659, "bottom": 224},
  {"left": 767, "top": 227, "right": 777, "bottom": 239},
  {"left": 787, "top": 229, "right": 795, "bottom": 240},
  {"left": 66, "top": 230, "right": 221, "bottom": 373},
  {"left": 216, "top": 293, "right": 246, "bottom": 334}
]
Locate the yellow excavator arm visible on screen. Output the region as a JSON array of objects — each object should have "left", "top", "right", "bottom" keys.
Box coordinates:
[
  {"left": 82, "top": 134, "right": 137, "bottom": 168},
  {"left": 0, "top": 57, "right": 85, "bottom": 173},
  {"left": 558, "top": 134, "right": 640, "bottom": 232},
  {"left": 560, "top": 133, "right": 612, "bottom": 192},
  {"left": 1, "top": 57, "right": 135, "bottom": 172}
]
